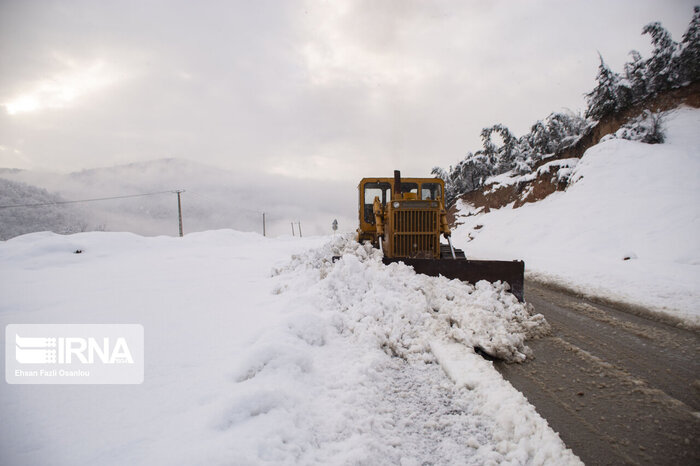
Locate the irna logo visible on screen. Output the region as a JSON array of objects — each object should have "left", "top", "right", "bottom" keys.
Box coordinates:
[
  {"left": 15, "top": 334, "right": 134, "bottom": 365},
  {"left": 6, "top": 324, "right": 144, "bottom": 385}
]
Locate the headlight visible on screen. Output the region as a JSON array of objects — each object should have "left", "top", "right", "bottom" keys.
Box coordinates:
[{"left": 393, "top": 201, "right": 400, "bottom": 208}]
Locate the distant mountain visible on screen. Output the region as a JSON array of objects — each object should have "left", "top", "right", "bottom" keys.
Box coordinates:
[{"left": 0, "top": 158, "right": 356, "bottom": 238}]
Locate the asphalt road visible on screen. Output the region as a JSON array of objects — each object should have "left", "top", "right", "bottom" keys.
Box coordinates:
[{"left": 495, "top": 281, "right": 700, "bottom": 466}]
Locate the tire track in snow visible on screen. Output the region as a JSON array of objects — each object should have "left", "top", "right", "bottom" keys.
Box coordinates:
[{"left": 361, "top": 358, "right": 495, "bottom": 465}]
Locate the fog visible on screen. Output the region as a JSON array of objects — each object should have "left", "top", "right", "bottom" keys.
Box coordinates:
[{"left": 0, "top": 158, "right": 357, "bottom": 237}]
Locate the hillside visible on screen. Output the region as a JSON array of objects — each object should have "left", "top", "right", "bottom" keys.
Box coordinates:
[
  {"left": 447, "top": 83, "right": 700, "bottom": 216},
  {"left": 0, "top": 178, "right": 90, "bottom": 240},
  {"left": 440, "top": 9, "right": 699, "bottom": 214},
  {"left": 451, "top": 107, "right": 700, "bottom": 326}
]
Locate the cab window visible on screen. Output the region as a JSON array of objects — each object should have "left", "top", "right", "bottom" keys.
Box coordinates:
[
  {"left": 400, "top": 182, "right": 418, "bottom": 195},
  {"left": 363, "top": 182, "right": 391, "bottom": 224},
  {"left": 421, "top": 183, "right": 442, "bottom": 200}
]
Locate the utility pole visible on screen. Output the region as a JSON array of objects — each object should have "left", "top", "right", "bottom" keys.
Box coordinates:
[
  {"left": 291, "top": 222, "right": 295, "bottom": 236},
  {"left": 174, "top": 190, "right": 185, "bottom": 237},
  {"left": 297, "top": 221, "right": 302, "bottom": 237},
  {"left": 262, "top": 212, "right": 266, "bottom": 237}
]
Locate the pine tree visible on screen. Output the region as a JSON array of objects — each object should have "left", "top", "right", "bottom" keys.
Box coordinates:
[
  {"left": 479, "top": 127, "right": 499, "bottom": 166},
  {"left": 623, "top": 50, "right": 648, "bottom": 101},
  {"left": 527, "top": 120, "right": 548, "bottom": 154},
  {"left": 678, "top": 6, "right": 700, "bottom": 83},
  {"left": 585, "top": 54, "right": 629, "bottom": 120},
  {"left": 642, "top": 21, "right": 680, "bottom": 93},
  {"left": 480, "top": 124, "right": 518, "bottom": 172},
  {"left": 431, "top": 166, "right": 448, "bottom": 180},
  {"left": 523, "top": 112, "right": 587, "bottom": 156}
]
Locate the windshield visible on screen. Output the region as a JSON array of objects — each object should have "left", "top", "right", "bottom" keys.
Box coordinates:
[
  {"left": 363, "top": 182, "right": 391, "bottom": 224},
  {"left": 421, "top": 183, "right": 442, "bottom": 200}
]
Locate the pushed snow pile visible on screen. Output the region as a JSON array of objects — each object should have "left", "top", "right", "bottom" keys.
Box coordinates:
[
  {"left": 0, "top": 230, "right": 578, "bottom": 465},
  {"left": 454, "top": 106, "right": 700, "bottom": 326},
  {"left": 229, "top": 235, "right": 575, "bottom": 465},
  {"left": 274, "top": 235, "right": 549, "bottom": 363}
]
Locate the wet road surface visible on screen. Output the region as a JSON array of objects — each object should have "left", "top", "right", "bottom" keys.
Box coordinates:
[{"left": 496, "top": 281, "right": 700, "bottom": 465}]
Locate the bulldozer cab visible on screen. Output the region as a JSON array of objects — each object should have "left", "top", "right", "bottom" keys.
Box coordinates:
[{"left": 359, "top": 177, "right": 444, "bottom": 228}]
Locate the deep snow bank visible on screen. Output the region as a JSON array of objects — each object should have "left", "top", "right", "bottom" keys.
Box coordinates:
[
  {"left": 453, "top": 106, "right": 700, "bottom": 326},
  {"left": 0, "top": 231, "right": 578, "bottom": 465},
  {"left": 273, "top": 236, "right": 551, "bottom": 362},
  {"left": 229, "top": 235, "right": 577, "bottom": 464}
]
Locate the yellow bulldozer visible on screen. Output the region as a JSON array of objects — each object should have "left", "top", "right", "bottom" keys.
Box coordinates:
[{"left": 357, "top": 170, "right": 525, "bottom": 301}]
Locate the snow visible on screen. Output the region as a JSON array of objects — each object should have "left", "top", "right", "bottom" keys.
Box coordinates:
[
  {"left": 453, "top": 106, "right": 700, "bottom": 326},
  {"left": 0, "top": 230, "right": 580, "bottom": 465},
  {"left": 483, "top": 158, "right": 579, "bottom": 192}
]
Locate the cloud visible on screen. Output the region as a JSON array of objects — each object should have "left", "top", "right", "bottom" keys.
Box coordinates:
[
  {"left": 0, "top": 0, "right": 696, "bottom": 180},
  {"left": 298, "top": 0, "right": 439, "bottom": 89},
  {"left": 2, "top": 56, "right": 122, "bottom": 115}
]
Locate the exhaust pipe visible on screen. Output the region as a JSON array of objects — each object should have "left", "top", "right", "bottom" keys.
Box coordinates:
[{"left": 394, "top": 170, "right": 401, "bottom": 195}]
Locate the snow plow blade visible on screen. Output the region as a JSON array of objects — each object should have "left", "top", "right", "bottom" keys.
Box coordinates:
[{"left": 383, "top": 258, "right": 525, "bottom": 302}]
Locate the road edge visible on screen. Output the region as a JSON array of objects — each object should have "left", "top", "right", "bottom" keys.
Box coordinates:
[{"left": 525, "top": 275, "right": 700, "bottom": 332}]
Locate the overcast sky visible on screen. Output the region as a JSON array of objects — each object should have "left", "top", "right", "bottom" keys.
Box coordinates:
[{"left": 0, "top": 0, "right": 696, "bottom": 181}]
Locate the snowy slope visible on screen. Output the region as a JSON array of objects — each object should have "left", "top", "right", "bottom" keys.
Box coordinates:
[
  {"left": 452, "top": 106, "right": 700, "bottom": 326},
  {"left": 0, "top": 231, "right": 579, "bottom": 465}
]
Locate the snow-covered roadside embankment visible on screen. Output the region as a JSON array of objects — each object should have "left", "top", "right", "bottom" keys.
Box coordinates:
[
  {"left": 452, "top": 107, "right": 700, "bottom": 327},
  {"left": 224, "top": 234, "right": 580, "bottom": 464}
]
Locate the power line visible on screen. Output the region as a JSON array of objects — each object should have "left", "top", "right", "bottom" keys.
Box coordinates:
[
  {"left": 0, "top": 186, "right": 299, "bottom": 238},
  {"left": 0, "top": 190, "right": 175, "bottom": 209}
]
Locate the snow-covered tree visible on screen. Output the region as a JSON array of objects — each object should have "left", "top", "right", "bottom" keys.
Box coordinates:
[
  {"left": 439, "top": 111, "right": 589, "bottom": 204},
  {"left": 0, "top": 178, "right": 90, "bottom": 240},
  {"left": 430, "top": 166, "right": 448, "bottom": 181},
  {"left": 678, "top": 6, "right": 700, "bottom": 84},
  {"left": 479, "top": 124, "right": 518, "bottom": 172},
  {"left": 585, "top": 54, "right": 630, "bottom": 120},
  {"left": 436, "top": 150, "right": 497, "bottom": 205},
  {"left": 642, "top": 21, "right": 680, "bottom": 93},
  {"left": 623, "top": 50, "right": 649, "bottom": 101},
  {"left": 528, "top": 112, "right": 588, "bottom": 155}
]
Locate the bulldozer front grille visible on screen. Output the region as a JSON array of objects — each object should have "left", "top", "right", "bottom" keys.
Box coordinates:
[{"left": 391, "top": 210, "right": 439, "bottom": 258}]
